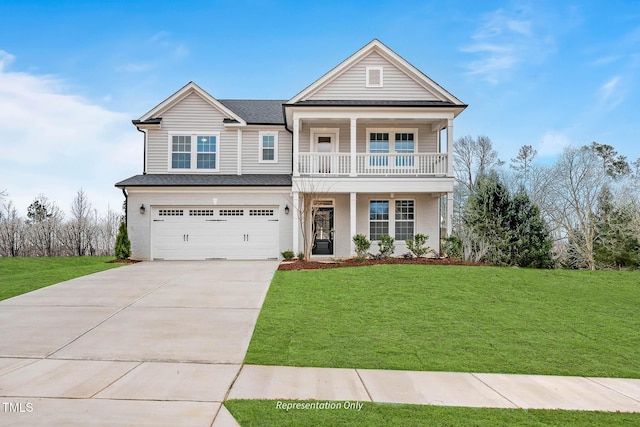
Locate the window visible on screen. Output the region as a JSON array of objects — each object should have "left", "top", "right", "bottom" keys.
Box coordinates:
[
  {"left": 367, "top": 129, "right": 418, "bottom": 168},
  {"left": 395, "top": 200, "right": 415, "bottom": 240},
  {"left": 169, "top": 133, "right": 219, "bottom": 171},
  {"left": 369, "top": 201, "right": 389, "bottom": 240},
  {"left": 366, "top": 66, "right": 383, "bottom": 87},
  {"left": 259, "top": 132, "right": 278, "bottom": 163},
  {"left": 369, "top": 132, "right": 389, "bottom": 167},
  {"left": 197, "top": 136, "right": 216, "bottom": 169},
  {"left": 395, "top": 133, "right": 415, "bottom": 167},
  {"left": 171, "top": 136, "right": 191, "bottom": 169}
]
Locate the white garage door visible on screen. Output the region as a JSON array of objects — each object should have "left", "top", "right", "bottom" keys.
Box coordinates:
[{"left": 152, "top": 207, "right": 279, "bottom": 260}]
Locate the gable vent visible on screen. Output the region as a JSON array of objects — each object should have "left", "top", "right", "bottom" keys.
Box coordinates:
[{"left": 366, "top": 66, "right": 383, "bottom": 87}]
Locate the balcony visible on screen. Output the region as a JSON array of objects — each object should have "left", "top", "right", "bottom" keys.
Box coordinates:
[{"left": 297, "top": 152, "right": 448, "bottom": 176}]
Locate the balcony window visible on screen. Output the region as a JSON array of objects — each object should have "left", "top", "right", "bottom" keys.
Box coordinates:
[{"left": 369, "top": 132, "right": 389, "bottom": 167}]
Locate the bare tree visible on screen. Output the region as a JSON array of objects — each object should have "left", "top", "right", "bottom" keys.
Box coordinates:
[
  {"left": 62, "top": 188, "right": 95, "bottom": 256},
  {"left": 547, "top": 147, "right": 609, "bottom": 269},
  {"left": 26, "top": 194, "right": 64, "bottom": 256},
  {"left": 95, "top": 207, "right": 120, "bottom": 256},
  {"left": 0, "top": 201, "right": 25, "bottom": 256}
]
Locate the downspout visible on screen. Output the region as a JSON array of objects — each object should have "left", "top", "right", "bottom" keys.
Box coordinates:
[
  {"left": 121, "top": 188, "right": 128, "bottom": 227},
  {"left": 136, "top": 126, "right": 147, "bottom": 175}
]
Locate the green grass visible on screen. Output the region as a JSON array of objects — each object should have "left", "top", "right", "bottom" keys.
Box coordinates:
[
  {"left": 225, "top": 400, "right": 640, "bottom": 427},
  {"left": 0, "top": 256, "right": 123, "bottom": 300},
  {"left": 245, "top": 265, "right": 640, "bottom": 377}
]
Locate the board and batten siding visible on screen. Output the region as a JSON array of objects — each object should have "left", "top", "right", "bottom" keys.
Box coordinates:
[
  {"left": 308, "top": 52, "right": 440, "bottom": 101},
  {"left": 241, "top": 130, "right": 293, "bottom": 174},
  {"left": 146, "top": 93, "right": 237, "bottom": 174}
]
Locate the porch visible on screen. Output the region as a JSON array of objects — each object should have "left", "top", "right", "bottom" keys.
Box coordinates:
[{"left": 297, "top": 152, "right": 448, "bottom": 176}]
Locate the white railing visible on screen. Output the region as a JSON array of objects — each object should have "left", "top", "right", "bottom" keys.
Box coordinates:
[
  {"left": 297, "top": 153, "right": 448, "bottom": 176},
  {"left": 298, "top": 153, "right": 351, "bottom": 175}
]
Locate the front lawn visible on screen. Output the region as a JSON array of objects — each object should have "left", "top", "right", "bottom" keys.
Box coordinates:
[
  {"left": 0, "top": 256, "right": 123, "bottom": 301},
  {"left": 225, "top": 400, "right": 640, "bottom": 427},
  {"left": 245, "top": 265, "right": 640, "bottom": 377}
]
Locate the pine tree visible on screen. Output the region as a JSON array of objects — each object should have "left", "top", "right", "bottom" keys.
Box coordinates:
[{"left": 114, "top": 220, "right": 131, "bottom": 260}]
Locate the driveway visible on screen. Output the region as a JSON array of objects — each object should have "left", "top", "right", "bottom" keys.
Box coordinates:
[{"left": 0, "top": 261, "right": 279, "bottom": 426}]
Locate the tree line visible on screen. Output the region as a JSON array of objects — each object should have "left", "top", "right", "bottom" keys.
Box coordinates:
[
  {"left": 0, "top": 189, "right": 121, "bottom": 257},
  {"left": 449, "top": 137, "right": 640, "bottom": 270}
]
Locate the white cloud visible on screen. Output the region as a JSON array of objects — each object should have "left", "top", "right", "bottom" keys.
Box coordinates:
[
  {"left": 0, "top": 53, "right": 141, "bottom": 215},
  {"left": 598, "top": 75, "right": 625, "bottom": 109},
  {"left": 537, "top": 130, "right": 571, "bottom": 157},
  {"left": 461, "top": 6, "right": 556, "bottom": 84}
]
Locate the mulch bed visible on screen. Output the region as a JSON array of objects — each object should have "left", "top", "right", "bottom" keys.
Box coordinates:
[
  {"left": 278, "top": 257, "right": 486, "bottom": 271},
  {"left": 109, "top": 259, "right": 142, "bottom": 264}
]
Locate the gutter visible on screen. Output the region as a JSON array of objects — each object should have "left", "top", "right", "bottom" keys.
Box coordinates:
[{"left": 136, "top": 126, "right": 147, "bottom": 175}]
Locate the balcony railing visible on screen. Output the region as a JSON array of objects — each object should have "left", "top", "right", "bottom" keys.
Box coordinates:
[{"left": 297, "top": 153, "right": 448, "bottom": 176}]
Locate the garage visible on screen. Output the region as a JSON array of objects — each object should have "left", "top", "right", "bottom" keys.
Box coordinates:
[{"left": 151, "top": 206, "right": 280, "bottom": 260}]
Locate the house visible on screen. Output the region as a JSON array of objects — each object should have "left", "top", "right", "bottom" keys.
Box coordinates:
[{"left": 116, "top": 39, "right": 466, "bottom": 260}]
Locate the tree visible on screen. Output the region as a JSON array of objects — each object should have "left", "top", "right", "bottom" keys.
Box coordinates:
[
  {"left": 114, "top": 220, "right": 131, "bottom": 259},
  {"left": 26, "top": 195, "right": 64, "bottom": 256},
  {"left": 510, "top": 145, "right": 538, "bottom": 190},
  {"left": 588, "top": 142, "right": 631, "bottom": 180},
  {"left": 546, "top": 147, "right": 609, "bottom": 270},
  {"left": 63, "top": 188, "right": 95, "bottom": 256},
  {"left": 0, "top": 201, "right": 25, "bottom": 257},
  {"left": 460, "top": 174, "right": 552, "bottom": 267},
  {"left": 453, "top": 135, "right": 504, "bottom": 192}
]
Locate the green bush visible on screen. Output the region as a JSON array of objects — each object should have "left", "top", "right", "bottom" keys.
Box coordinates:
[
  {"left": 406, "top": 234, "right": 431, "bottom": 258},
  {"left": 442, "top": 236, "right": 462, "bottom": 259},
  {"left": 297, "top": 251, "right": 305, "bottom": 261},
  {"left": 114, "top": 220, "right": 131, "bottom": 260},
  {"left": 352, "top": 234, "right": 371, "bottom": 259},
  {"left": 378, "top": 235, "right": 395, "bottom": 258},
  {"left": 281, "top": 250, "right": 295, "bottom": 260}
]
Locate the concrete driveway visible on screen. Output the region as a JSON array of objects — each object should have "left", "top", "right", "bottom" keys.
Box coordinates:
[{"left": 0, "top": 261, "right": 279, "bottom": 427}]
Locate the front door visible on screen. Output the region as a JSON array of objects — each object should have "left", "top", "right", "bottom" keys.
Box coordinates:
[
  {"left": 312, "top": 207, "right": 334, "bottom": 255},
  {"left": 316, "top": 135, "right": 334, "bottom": 173}
]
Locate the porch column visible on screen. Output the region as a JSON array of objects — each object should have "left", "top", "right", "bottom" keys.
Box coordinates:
[
  {"left": 350, "top": 192, "right": 357, "bottom": 256},
  {"left": 292, "top": 191, "right": 300, "bottom": 254},
  {"left": 446, "top": 118, "right": 453, "bottom": 177},
  {"left": 293, "top": 117, "right": 300, "bottom": 177},
  {"left": 350, "top": 118, "right": 357, "bottom": 176},
  {"left": 446, "top": 192, "right": 454, "bottom": 236}
]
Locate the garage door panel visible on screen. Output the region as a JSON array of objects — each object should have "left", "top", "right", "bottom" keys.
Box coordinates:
[{"left": 152, "top": 207, "right": 279, "bottom": 260}]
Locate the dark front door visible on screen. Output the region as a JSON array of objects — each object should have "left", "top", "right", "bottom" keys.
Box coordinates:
[{"left": 312, "top": 207, "right": 334, "bottom": 255}]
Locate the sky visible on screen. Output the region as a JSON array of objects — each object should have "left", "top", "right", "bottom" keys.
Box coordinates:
[{"left": 1, "top": 0, "right": 639, "bottom": 216}]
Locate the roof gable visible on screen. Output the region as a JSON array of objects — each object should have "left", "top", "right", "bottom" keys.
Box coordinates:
[
  {"left": 288, "top": 39, "right": 464, "bottom": 105},
  {"left": 138, "top": 81, "right": 246, "bottom": 125}
]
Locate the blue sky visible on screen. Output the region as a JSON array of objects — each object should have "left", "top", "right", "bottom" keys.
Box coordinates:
[{"left": 1, "top": 0, "right": 639, "bottom": 215}]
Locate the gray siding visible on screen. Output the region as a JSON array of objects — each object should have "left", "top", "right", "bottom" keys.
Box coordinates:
[
  {"left": 308, "top": 52, "right": 440, "bottom": 101},
  {"left": 146, "top": 93, "right": 237, "bottom": 174},
  {"left": 300, "top": 121, "right": 437, "bottom": 153},
  {"left": 241, "top": 130, "right": 292, "bottom": 174}
]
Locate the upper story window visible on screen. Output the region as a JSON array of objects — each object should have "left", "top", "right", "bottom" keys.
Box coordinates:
[
  {"left": 259, "top": 131, "right": 278, "bottom": 163},
  {"left": 366, "top": 66, "right": 383, "bottom": 87},
  {"left": 169, "top": 133, "right": 219, "bottom": 171},
  {"left": 367, "top": 129, "right": 418, "bottom": 167}
]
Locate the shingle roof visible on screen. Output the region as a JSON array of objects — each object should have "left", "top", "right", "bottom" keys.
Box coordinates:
[
  {"left": 218, "top": 100, "right": 287, "bottom": 125},
  {"left": 116, "top": 174, "right": 292, "bottom": 188}
]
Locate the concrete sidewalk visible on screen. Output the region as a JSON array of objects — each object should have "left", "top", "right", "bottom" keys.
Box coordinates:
[{"left": 228, "top": 365, "right": 640, "bottom": 413}]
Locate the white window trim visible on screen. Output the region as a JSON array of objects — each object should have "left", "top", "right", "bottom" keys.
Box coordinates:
[
  {"left": 365, "top": 128, "right": 419, "bottom": 154},
  {"left": 366, "top": 66, "right": 384, "bottom": 88},
  {"left": 368, "top": 198, "right": 416, "bottom": 241},
  {"left": 259, "top": 131, "right": 279, "bottom": 163},
  {"left": 167, "top": 131, "right": 220, "bottom": 173},
  {"left": 310, "top": 128, "right": 340, "bottom": 152}
]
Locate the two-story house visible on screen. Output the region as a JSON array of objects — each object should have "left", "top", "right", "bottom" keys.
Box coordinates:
[{"left": 116, "top": 40, "right": 466, "bottom": 260}]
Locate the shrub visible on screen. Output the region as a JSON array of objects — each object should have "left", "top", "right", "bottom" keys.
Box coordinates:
[
  {"left": 297, "top": 251, "right": 305, "bottom": 261},
  {"left": 114, "top": 220, "right": 131, "bottom": 260},
  {"left": 442, "top": 235, "right": 463, "bottom": 259},
  {"left": 281, "top": 250, "right": 295, "bottom": 260},
  {"left": 352, "top": 234, "right": 371, "bottom": 259},
  {"left": 377, "top": 235, "right": 395, "bottom": 258},
  {"left": 406, "top": 234, "right": 431, "bottom": 258}
]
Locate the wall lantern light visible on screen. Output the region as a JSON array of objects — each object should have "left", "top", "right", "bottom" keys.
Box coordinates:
[
  {"left": 139, "top": 204, "right": 146, "bottom": 214},
  {"left": 284, "top": 205, "right": 290, "bottom": 215}
]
